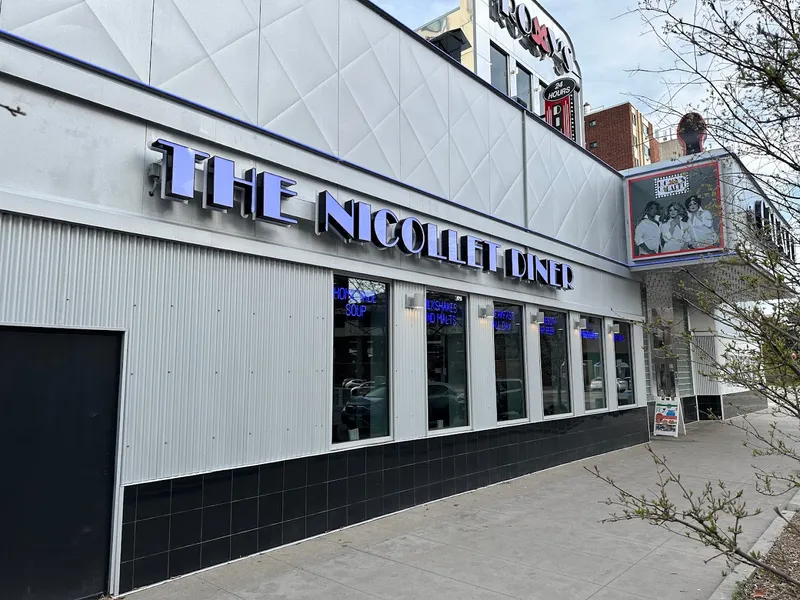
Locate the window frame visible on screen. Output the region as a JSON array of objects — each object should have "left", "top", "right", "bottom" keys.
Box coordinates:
[
  {"left": 330, "top": 272, "right": 393, "bottom": 449},
  {"left": 489, "top": 43, "right": 509, "bottom": 95},
  {"left": 539, "top": 307, "right": 574, "bottom": 420},
  {"left": 424, "top": 287, "right": 472, "bottom": 435},
  {"left": 492, "top": 301, "right": 528, "bottom": 425},
  {"left": 580, "top": 314, "right": 608, "bottom": 414},
  {"left": 514, "top": 63, "right": 533, "bottom": 112},
  {"left": 613, "top": 321, "right": 638, "bottom": 410}
]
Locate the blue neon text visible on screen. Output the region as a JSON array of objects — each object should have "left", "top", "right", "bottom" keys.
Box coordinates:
[
  {"left": 493, "top": 309, "right": 515, "bottom": 331},
  {"left": 426, "top": 300, "right": 460, "bottom": 326},
  {"left": 333, "top": 286, "right": 377, "bottom": 304}
]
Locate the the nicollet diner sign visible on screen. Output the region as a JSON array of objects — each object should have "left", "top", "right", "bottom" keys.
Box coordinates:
[
  {"left": 150, "top": 139, "right": 574, "bottom": 291},
  {"left": 491, "top": 0, "right": 574, "bottom": 76}
]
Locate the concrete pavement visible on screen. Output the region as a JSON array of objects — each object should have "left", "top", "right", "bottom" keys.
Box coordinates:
[{"left": 124, "top": 411, "right": 799, "bottom": 600}]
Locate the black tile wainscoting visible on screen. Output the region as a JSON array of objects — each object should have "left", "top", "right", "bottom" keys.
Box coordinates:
[
  {"left": 682, "top": 396, "right": 699, "bottom": 423},
  {"left": 722, "top": 391, "right": 768, "bottom": 419},
  {"left": 697, "top": 395, "right": 724, "bottom": 420},
  {"left": 119, "top": 407, "right": 649, "bottom": 592}
]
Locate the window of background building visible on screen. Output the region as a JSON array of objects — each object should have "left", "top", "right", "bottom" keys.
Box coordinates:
[
  {"left": 634, "top": 157, "right": 640, "bottom": 167},
  {"left": 614, "top": 322, "right": 636, "bottom": 406},
  {"left": 515, "top": 65, "right": 532, "bottom": 111},
  {"left": 426, "top": 291, "right": 468, "bottom": 430},
  {"left": 581, "top": 316, "right": 606, "bottom": 411},
  {"left": 540, "top": 310, "right": 570, "bottom": 416},
  {"left": 332, "top": 275, "right": 389, "bottom": 443},
  {"left": 589, "top": 141, "right": 598, "bottom": 149},
  {"left": 494, "top": 303, "right": 526, "bottom": 421},
  {"left": 490, "top": 44, "right": 508, "bottom": 94},
  {"left": 589, "top": 119, "right": 597, "bottom": 127}
]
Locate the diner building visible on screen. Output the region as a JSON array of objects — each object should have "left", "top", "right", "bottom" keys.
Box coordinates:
[{"left": 0, "top": 1, "right": 783, "bottom": 598}]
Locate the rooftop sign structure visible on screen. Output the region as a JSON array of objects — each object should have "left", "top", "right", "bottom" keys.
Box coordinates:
[{"left": 491, "top": 0, "right": 575, "bottom": 75}]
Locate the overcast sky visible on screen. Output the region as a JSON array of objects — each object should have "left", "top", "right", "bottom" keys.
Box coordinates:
[{"left": 371, "top": 0, "right": 704, "bottom": 135}]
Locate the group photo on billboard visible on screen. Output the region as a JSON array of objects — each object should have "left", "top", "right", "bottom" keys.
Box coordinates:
[{"left": 628, "top": 161, "right": 724, "bottom": 260}]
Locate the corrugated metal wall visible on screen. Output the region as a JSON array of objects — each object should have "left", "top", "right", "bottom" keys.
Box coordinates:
[
  {"left": 468, "top": 295, "right": 497, "bottom": 431},
  {"left": 0, "top": 213, "right": 333, "bottom": 485},
  {"left": 673, "top": 299, "right": 695, "bottom": 398},
  {"left": 693, "top": 335, "right": 719, "bottom": 395},
  {"left": 390, "top": 281, "right": 427, "bottom": 441},
  {"left": 1, "top": 212, "right": 650, "bottom": 486},
  {"left": 643, "top": 332, "right": 654, "bottom": 401}
]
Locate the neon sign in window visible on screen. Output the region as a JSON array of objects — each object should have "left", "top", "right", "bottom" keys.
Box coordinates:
[
  {"left": 426, "top": 299, "right": 459, "bottom": 326},
  {"left": 613, "top": 333, "right": 626, "bottom": 343},
  {"left": 493, "top": 309, "right": 515, "bottom": 331},
  {"left": 333, "top": 285, "right": 377, "bottom": 319},
  {"left": 581, "top": 330, "right": 600, "bottom": 340}
]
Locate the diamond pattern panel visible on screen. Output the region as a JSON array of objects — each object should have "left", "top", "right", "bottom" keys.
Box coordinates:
[
  {"left": 526, "top": 116, "right": 626, "bottom": 261},
  {"left": 449, "top": 68, "right": 491, "bottom": 214},
  {"left": 399, "top": 34, "right": 450, "bottom": 199},
  {"left": 150, "top": 0, "right": 259, "bottom": 122},
  {"left": 1, "top": 0, "right": 628, "bottom": 262},
  {"left": 259, "top": 0, "right": 339, "bottom": 155},
  {"left": 0, "top": 0, "right": 154, "bottom": 80},
  {"left": 489, "top": 94, "right": 524, "bottom": 224},
  {"left": 339, "top": 0, "right": 401, "bottom": 179}
]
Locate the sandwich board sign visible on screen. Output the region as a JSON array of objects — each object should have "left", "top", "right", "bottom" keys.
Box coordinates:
[{"left": 653, "top": 397, "right": 685, "bottom": 437}]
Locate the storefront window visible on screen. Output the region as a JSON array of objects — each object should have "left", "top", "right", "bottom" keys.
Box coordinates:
[
  {"left": 614, "top": 322, "right": 636, "bottom": 406},
  {"left": 540, "top": 310, "right": 571, "bottom": 416},
  {"left": 332, "top": 275, "right": 389, "bottom": 443},
  {"left": 494, "top": 303, "right": 526, "bottom": 421},
  {"left": 581, "top": 316, "right": 606, "bottom": 411},
  {"left": 426, "top": 291, "right": 468, "bottom": 430}
]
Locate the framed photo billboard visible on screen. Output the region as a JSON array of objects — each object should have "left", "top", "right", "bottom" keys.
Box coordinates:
[{"left": 627, "top": 161, "right": 725, "bottom": 261}]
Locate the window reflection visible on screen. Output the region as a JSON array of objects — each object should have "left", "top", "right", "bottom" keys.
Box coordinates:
[
  {"left": 332, "top": 275, "right": 389, "bottom": 443},
  {"left": 614, "top": 322, "right": 636, "bottom": 406},
  {"left": 426, "top": 291, "right": 468, "bottom": 430},
  {"left": 516, "top": 66, "right": 532, "bottom": 111},
  {"left": 494, "top": 303, "right": 526, "bottom": 421},
  {"left": 540, "top": 310, "right": 571, "bottom": 416},
  {"left": 581, "top": 316, "right": 606, "bottom": 411}
]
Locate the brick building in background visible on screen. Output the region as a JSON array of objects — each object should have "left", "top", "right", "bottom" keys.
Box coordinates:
[
  {"left": 653, "top": 127, "right": 687, "bottom": 161},
  {"left": 584, "top": 102, "right": 660, "bottom": 170}
]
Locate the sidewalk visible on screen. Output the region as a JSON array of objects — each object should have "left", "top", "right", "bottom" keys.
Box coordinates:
[{"left": 125, "top": 411, "right": 799, "bottom": 600}]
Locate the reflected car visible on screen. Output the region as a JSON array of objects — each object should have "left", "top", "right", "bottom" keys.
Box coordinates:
[
  {"left": 496, "top": 378, "right": 525, "bottom": 420},
  {"left": 350, "top": 381, "right": 378, "bottom": 397},
  {"left": 343, "top": 379, "right": 366, "bottom": 390},
  {"left": 428, "top": 382, "right": 466, "bottom": 427},
  {"left": 342, "top": 386, "right": 388, "bottom": 435},
  {"left": 589, "top": 378, "right": 628, "bottom": 392}
]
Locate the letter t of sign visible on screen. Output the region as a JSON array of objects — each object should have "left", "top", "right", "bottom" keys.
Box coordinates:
[{"left": 150, "top": 139, "right": 210, "bottom": 202}]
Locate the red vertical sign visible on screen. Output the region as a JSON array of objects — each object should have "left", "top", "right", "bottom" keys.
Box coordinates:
[{"left": 543, "top": 78, "right": 577, "bottom": 142}]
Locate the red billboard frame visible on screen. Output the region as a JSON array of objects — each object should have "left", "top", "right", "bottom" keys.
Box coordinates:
[{"left": 627, "top": 161, "right": 725, "bottom": 261}]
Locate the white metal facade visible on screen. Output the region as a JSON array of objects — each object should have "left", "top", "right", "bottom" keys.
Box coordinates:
[{"left": 0, "top": 0, "right": 645, "bottom": 485}]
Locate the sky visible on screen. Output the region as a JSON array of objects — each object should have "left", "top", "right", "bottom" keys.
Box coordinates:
[{"left": 371, "top": 0, "right": 706, "bottom": 136}]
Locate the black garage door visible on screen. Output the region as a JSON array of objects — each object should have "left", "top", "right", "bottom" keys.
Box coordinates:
[{"left": 0, "top": 328, "right": 122, "bottom": 600}]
